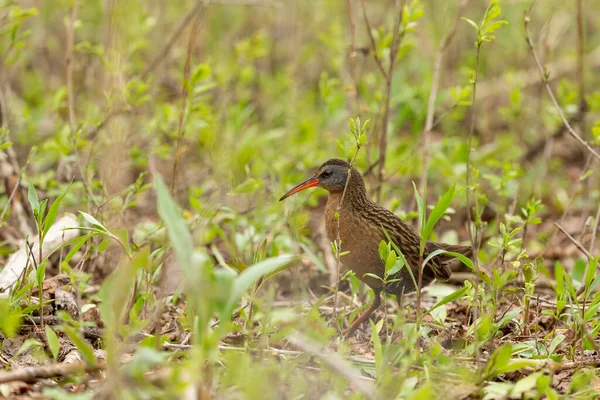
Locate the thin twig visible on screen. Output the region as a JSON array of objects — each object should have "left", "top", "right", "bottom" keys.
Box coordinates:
[
  {"left": 171, "top": 9, "right": 204, "bottom": 193},
  {"left": 360, "top": 0, "right": 404, "bottom": 203},
  {"left": 65, "top": 0, "right": 99, "bottom": 208},
  {"left": 524, "top": 2, "right": 600, "bottom": 162},
  {"left": 465, "top": 11, "right": 484, "bottom": 370},
  {"left": 554, "top": 222, "right": 591, "bottom": 260},
  {"left": 141, "top": 1, "right": 206, "bottom": 79},
  {"left": 420, "top": 0, "right": 469, "bottom": 196},
  {"left": 359, "top": 0, "right": 388, "bottom": 81}
]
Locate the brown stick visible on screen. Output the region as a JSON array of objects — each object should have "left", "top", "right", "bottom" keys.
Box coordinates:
[{"left": 0, "top": 361, "right": 105, "bottom": 384}]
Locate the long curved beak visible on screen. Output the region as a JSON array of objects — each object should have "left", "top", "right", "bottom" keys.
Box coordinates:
[{"left": 279, "top": 176, "right": 319, "bottom": 201}]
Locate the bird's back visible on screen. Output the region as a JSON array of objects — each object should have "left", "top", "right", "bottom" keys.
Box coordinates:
[{"left": 356, "top": 200, "right": 471, "bottom": 295}]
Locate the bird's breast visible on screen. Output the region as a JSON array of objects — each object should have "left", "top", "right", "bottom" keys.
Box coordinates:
[{"left": 324, "top": 195, "right": 385, "bottom": 289}]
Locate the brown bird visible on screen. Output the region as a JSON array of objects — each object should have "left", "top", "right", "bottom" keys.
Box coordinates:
[{"left": 280, "top": 159, "right": 472, "bottom": 337}]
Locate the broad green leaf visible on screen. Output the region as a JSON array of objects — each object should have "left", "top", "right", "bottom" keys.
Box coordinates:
[
  {"left": 548, "top": 334, "right": 565, "bottom": 355},
  {"left": 45, "top": 325, "right": 60, "bottom": 361},
  {"left": 154, "top": 175, "right": 194, "bottom": 274},
  {"left": 511, "top": 371, "right": 543, "bottom": 397},
  {"left": 42, "top": 184, "right": 71, "bottom": 240},
  {"left": 63, "top": 326, "right": 96, "bottom": 367},
  {"left": 0, "top": 299, "right": 22, "bottom": 338},
  {"left": 387, "top": 259, "right": 405, "bottom": 276},
  {"left": 484, "top": 343, "right": 512, "bottom": 379},
  {"left": 226, "top": 255, "right": 294, "bottom": 314},
  {"left": 422, "top": 184, "right": 456, "bottom": 246},
  {"left": 385, "top": 251, "right": 397, "bottom": 272},
  {"left": 378, "top": 240, "right": 388, "bottom": 262}
]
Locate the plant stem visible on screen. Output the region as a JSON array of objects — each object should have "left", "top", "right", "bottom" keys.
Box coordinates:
[
  {"left": 334, "top": 144, "right": 362, "bottom": 333},
  {"left": 420, "top": 0, "right": 470, "bottom": 196},
  {"left": 171, "top": 9, "right": 204, "bottom": 193}
]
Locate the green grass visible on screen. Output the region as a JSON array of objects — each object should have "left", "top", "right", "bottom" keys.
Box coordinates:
[{"left": 0, "top": 0, "right": 599, "bottom": 398}]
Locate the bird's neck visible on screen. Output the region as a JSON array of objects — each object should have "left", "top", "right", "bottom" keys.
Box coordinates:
[{"left": 326, "top": 185, "right": 370, "bottom": 211}]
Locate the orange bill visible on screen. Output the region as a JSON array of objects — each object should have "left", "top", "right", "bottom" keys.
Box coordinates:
[{"left": 279, "top": 176, "right": 319, "bottom": 201}]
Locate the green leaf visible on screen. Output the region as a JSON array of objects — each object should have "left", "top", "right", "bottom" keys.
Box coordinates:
[
  {"left": 378, "top": 240, "right": 388, "bottom": 261},
  {"left": 585, "top": 257, "right": 599, "bottom": 295},
  {"left": 548, "top": 333, "right": 565, "bottom": 355},
  {"left": 154, "top": 175, "right": 194, "bottom": 275},
  {"left": 412, "top": 182, "right": 425, "bottom": 252},
  {"left": 485, "top": 20, "right": 508, "bottom": 34},
  {"left": 496, "top": 359, "right": 538, "bottom": 374},
  {"left": 424, "top": 286, "right": 468, "bottom": 317},
  {"left": 363, "top": 272, "right": 383, "bottom": 281},
  {"left": 422, "top": 184, "right": 456, "bottom": 247},
  {"left": 45, "top": 325, "right": 60, "bottom": 361},
  {"left": 226, "top": 255, "right": 294, "bottom": 314},
  {"left": 484, "top": 343, "right": 512, "bottom": 379},
  {"left": 0, "top": 141, "right": 13, "bottom": 151},
  {"left": 462, "top": 17, "right": 479, "bottom": 31},
  {"left": 36, "top": 261, "right": 46, "bottom": 289},
  {"left": 385, "top": 251, "right": 397, "bottom": 272},
  {"left": 423, "top": 249, "right": 488, "bottom": 284},
  {"left": 370, "top": 319, "right": 383, "bottom": 377},
  {"left": 42, "top": 185, "right": 71, "bottom": 240},
  {"left": 79, "top": 211, "right": 108, "bottom": 233},
  {"left": 28, "top": 181, "right": 40, "bottom": 214},
  {"left": 63, "top": 326, "right": 96, "bottom": 367},
  {"left": 0, "top": 299, "right": 22, "bottom": 338},
  {"left": 555, "top": 262, "right": 565, "bottom": 296},
  {"left": 387, "top": 260, "right": 405, "bottom": 276}
]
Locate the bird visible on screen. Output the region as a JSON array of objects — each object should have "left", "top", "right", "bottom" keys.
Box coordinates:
[{"left": 280, "top": 158, "right": 472, "bottom": 338}]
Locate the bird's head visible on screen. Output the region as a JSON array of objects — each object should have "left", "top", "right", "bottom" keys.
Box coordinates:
[{"left": 279, "top": 159, "right": 364, "bottom": 201}]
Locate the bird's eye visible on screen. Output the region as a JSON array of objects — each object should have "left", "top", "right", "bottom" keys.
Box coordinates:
[{"left": 321, "top": 170, "right": 332, "bottom": 179}]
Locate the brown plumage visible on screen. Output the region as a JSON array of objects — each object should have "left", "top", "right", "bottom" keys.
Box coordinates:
[{"left": 280, "top": 158, "right": 472, "bottom": 337}]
